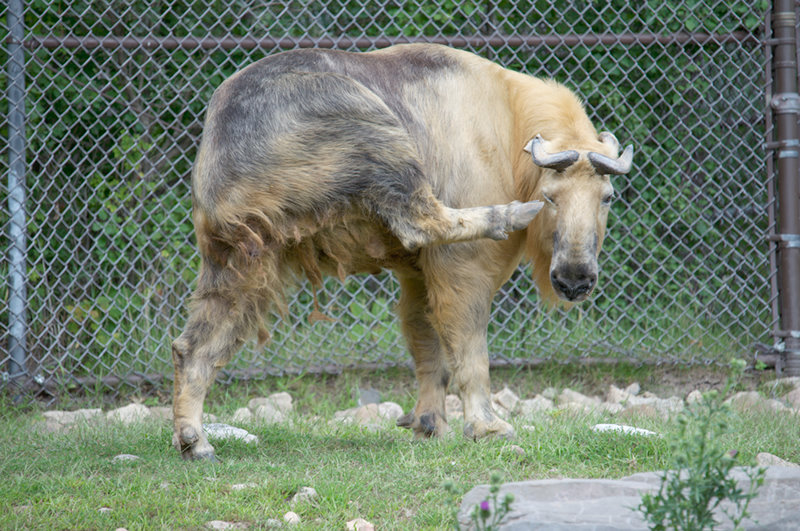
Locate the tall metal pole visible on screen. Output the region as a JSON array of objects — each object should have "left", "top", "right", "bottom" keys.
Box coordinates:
[
  {"left": 6, "top": 0, "right": 28, "bottom": 383},
  {"left": 771, "top": 0, "right": 800, "bottom": 375}
]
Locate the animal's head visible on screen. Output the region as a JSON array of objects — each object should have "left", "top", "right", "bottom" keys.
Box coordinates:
[{"left": 524, "top": 132, "right": 633, "bottom": 303}]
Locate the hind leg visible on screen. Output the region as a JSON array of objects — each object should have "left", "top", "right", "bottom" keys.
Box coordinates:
[
  {"left": 394, "top": 272, "right": 450, "bottom": 438},
  {"left": 384, "top": 187, "right": 543, "bottom": 251},
  {"left": 172, "top": 289, "right": 252, "bottom": 461}
]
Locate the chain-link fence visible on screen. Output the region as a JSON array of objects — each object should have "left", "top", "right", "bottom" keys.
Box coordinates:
[{"left": 2, "top": 1, "right": 778, "bottom": 401}]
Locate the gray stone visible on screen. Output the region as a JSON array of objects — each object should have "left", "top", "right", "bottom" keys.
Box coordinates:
[
  {"left": 347, "top": 518, "right": 375, "bottom": 531},
  {"left": 591, "top": 424, "right": 659, "bottom": 437},
  {"left": 283, "top": 511, "right": 300, "bottom": 525},
  {"left": 205, "top": 521, "right": 248, "bottom": 530},
  {"left": 291, "top": 486, "right": 318, "bottom": 505},
  {"left": 203, "top": 423, "right": 258, "bottom": 444},
  {"left": 756, "top": 452, "right": 800, "bottom": 468},
  {"left": 686, "top": 389, "right": 704, "bottom": 404},
  {"left": 356, "top": 387, "right": 381, "bottom": 406},
  {"left": 377, "top": 402, "right": 403, "bottom": 421},
  {"left": 458, "top": 466, "right": 800, "bottom": 530},
  {"left": 607, "top": 385, "right": 631, "bottom": 404},
  {"left": 518, "top": 396, "right": 554, "bottom": 418},
  {"left": 725, "top": 391, "right": 773, "bottom": 414},
  {"left": 42, "top": 408, "right": 103, "bottom": 432},
  {"left": 107, "top": 403, "right": 152, "bottom": 425},
  {"left": 231, "top": 407, "right": 253, "bottom": 424},
  {"left": 248, "top": 392, "right": 293, "bottom": 415},
  {"left": 541, "top": 387, "right": 559, "bottom": 400},
  {"left": 785, "top": 388, "right": 800, "bottom": 409},
  {"left": 558, "top": 389, "right": 600, "bottom": 407},
  {"left": 231, "top": 483, "right": 258, "bottom": 491},
  {"left": 493, "top": 387, "right": 520, "bottom": 416},
  {"left": 254, "top": 403, "right": 286, "bottom": 424},
  {"left": 624, "top": 382, "right": 641, "bottom": 396}
]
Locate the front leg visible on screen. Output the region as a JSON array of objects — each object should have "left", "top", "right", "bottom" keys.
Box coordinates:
[
  {"left": 395, "top": 272, "right": 450, "bottom": 438},
  {"left": 422, "top": 251, "right": 515, "bottom": 440}
]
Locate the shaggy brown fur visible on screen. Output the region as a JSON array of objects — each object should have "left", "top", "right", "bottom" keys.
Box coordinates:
[{"left": 171, "top": 43, "right": 631, "bottom": 460}]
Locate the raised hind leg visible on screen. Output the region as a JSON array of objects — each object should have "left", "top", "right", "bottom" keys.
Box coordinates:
[
  {"left": 383, "top": 187, "right": 543, "bottom": 251},
  {"left": 172, "top": 265, "right": 258, "bottom": 460},
  {"left": 394, "top": 272, "right": 450, "bottom": 438}
]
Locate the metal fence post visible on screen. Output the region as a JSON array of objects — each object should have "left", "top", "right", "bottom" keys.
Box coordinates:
[
  {"left": 770, "top": 0, "right": 800, "bottom": 375},
  {"left": 5, "top": 0, "right": 29, "bottom": 385}
]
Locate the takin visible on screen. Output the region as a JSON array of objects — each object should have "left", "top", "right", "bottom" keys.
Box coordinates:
[{"left": 172, "top": 43, "right": 633, "bottom": 460}]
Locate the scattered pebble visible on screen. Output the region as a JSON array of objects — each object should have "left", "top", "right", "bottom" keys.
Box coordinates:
[
  {"left": 205, "top": 521, "right": 247, "bottom": 530},
  {"left": 347, "top": 518, "right": 375, "bottom": 531},
  {"left": 283, "top": 511, "right": 301, "bottom": 525},
  {"left": 231, "top": 483, "right": 258, "bottom": 491},
  {"left": 291, "top": 486, "right": 318, "bottom": 505},
  {"left": 203, "top": 423, "right": 259, "bottom": 444},
  {"left": 112, "top": 454, "right": 140, "bottom": 463},
  {"left": 98, "top": 507, "right": 113, "bottom": 513},
  {"left": 591, "top": 423, "right": 659, "bottom": 437}
]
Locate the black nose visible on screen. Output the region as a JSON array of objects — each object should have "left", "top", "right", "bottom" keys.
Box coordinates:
[{"left": 551, "top": 269, "right": 597, "bottom": 300}]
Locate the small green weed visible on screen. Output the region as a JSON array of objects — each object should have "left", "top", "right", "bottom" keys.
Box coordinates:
[
  {"left": 638, "top": 360, "right": 767, "bottom": 531},
  {"left": 444, "top": 472, "right": 514, "bottom": 531}
]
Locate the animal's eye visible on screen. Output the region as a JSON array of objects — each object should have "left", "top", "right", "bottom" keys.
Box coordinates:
[
  {"left": 542, "top": 192, "right": 556, "bottom": 206},
  {"left": 601, "top": 192, "right": 615, "bottom": 206}
]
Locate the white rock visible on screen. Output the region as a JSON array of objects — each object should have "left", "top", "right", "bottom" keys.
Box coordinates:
[
  {"left": 493, "top": 387, "right": 520, "bottom": 414},
  {"left": 283, "top": 511, "right": 301, "bottom": 525},
  {"left": 686, "top": 390, "right": 704, "bottom": 404},
  {"left": 249, "top": 392, "right": 293, "bottom": 414},
  {"left": 112, "top": 454, "right": 140, "bottom": 463},
  {"left": 624, "top": 382, "right": 641, "bottom": 396},
  {"left": 785, "top": 388, "right": 800, "bottom": 409},
  {"left": 231, "top": 407, "right": 253, "bottom": 423},
  {"left": 107, "top": 404, "right": 152, "bottom": 425},
  {"left": 98, "top": 507, "right": 112, "bottom": 513},
  {"left": 558, "top": 389, "right": 600, "bottom": 407},
  {"left": 203, "top": 423, "right": 259, "bottom": 444},
  {"left": 518, "top": 396, "right": 554, "bottom": 417},
  {"left": 347, "top": 518, "right": 375, "bottom": 530},
  {"left": 377, "top": 402, "right": 403, "bottom": 421},
  {"left": 606, "top": 385, "right": 631, "bottom": 405},
  {"left": 205, "top": 521, "right": 247, "bottom": 530},
  {"left": 291, "top": 486, "right": 318, "bottom": 505},
  {"left": 592, "top": 423, "right": 659, "bottom": 437},
  {"left": 254, "top": 403, "right": 287, "bottom": 424},
  {"left": 541, "top": 387, "right": 559, "bottom": 400},
  {"left": 725, "top": 391, "right": 773, "bottom": 413},
  {"left": 756, "top": 452, "right": 800, "bottom": 468},
  {"left": 231, "top": 483, "right": 258, "bottom": 491},
  {"left": 44, "top": 408, "right": 103, "bottom": 425}
]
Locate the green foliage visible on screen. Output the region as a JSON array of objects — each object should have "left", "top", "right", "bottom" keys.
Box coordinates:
[
  {"left": 638, "top": 361, "right": 767, "bottom": 531},
  {"left": 0, "top": 1, "right": 772, "bottom": 382}
]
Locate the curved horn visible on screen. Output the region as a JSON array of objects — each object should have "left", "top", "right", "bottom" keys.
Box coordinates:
[
  {"left": 587, "top": 132, "right": 634, "bottom": 175},
  {"left": 524, "top": 135, "right": 579, "bottom": 171}
]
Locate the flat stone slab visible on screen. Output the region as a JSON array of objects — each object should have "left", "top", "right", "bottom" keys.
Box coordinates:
[{"left": 458, "top": 466, "right": 800, "bottom": 530}]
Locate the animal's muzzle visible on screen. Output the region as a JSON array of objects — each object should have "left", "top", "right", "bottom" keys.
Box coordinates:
[{"left": 551, "top": 266, "right": 597, "bottom": 302}]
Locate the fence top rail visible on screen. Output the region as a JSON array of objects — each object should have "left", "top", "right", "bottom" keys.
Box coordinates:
[{"left": 7, "top": 31, "right": 760, "bottom": 52}]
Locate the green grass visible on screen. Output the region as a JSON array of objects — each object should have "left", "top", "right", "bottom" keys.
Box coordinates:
[{"left": 1, "top": 366, "right": 798, "bottom": 530}]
